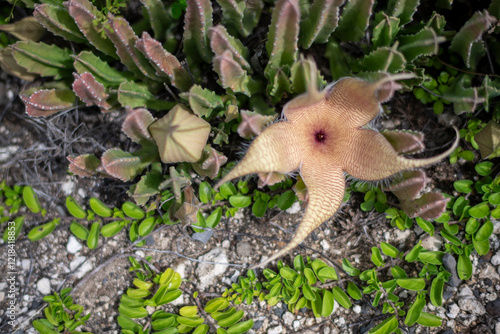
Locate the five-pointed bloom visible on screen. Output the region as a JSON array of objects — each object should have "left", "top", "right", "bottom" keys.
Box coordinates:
[{"left": 216, "top": 74, "right": 458, "bottom": 268}]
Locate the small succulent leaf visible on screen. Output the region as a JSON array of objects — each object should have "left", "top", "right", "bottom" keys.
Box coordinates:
[
  {"left": 0, "top": 48, "right": 38, "bottom": 81},
  {"left": 430, "top": 275, "right": 444, "bottom": 307},
  {"left": 192, "top": 145, "right": 228, "bottom": 179},
  {"left": 382, "top": 130, "right": 425, "bottom": 155},
  {"left": 300, "top": 0, "right": 343, "bottom": 49},
  {"left": 34, "top": 4, "right": 87, "bottom": 43},
  {"left": 416, "top": 312, "right": 442, "bottom": 327},
  {"left": 342, "top": 258, "right": 360, "bottom": 276},
  {"left": 401, "top": 192, "right": 449, "bottom": 220},
  {"left": 449, "top": 10, "right": 496, "bottom": 69},
  {"left": 139, "top": 0, "right": 169, "bottom": 40},
  {"left": 388, "top": 170, "right": 428, "bottom": 200},
  {"left": 70, "top": 222, "right": 89, "bottom": 240},
  {"left": 209, "top": 25, "right": 251, "bottom": 71},
  {"left": 266, "top": 67, "right": 292, "bottom": 101},
  {"left": 72, "top": 72, "right": 112, "bottom": 110},
  {"left": 11, "top": 41, "right": 73, "bottom": 79},
  {"left": 101, "top": 147, "right": 156, "bottom": 182},
  {"left": 237, "top": 110, "right": 275, "bottom": 139},
  {"left": 23, "top": 186, "right": 41, "bottom": 213},
  {"left": 66, "top": 196, "right": 87, "bottom": 219},
  {"left": 474, "top": 120, "right": 500, "bottom": 158},
  {"left": 101, "top": 221, "right": 125, "bottom": 237},
  {"left": 149, "top": 104, "right": 211, "bottom": 163},
  {"left": 425, "top": 11, "right": 446, "bottom": 34},
  {"left": 73, "top": 51, "right": 133, "bottom": 87},
  {"left": 213, "top": 50, "right": 255, "bottom": 96},
  {"left": 65, "top": 0, "right": 118, "bottom": 58},
  {"left": 324, "top": 39, "right": 351, "bottom": 80},
  {"left": 117, "top": 81, "right": 175, "bottom": 110},
  {"left": 397, "top": 278, "right": 425, "bottom": 291},
  {"left": 347, "top": 282, "right": 362, "bottom": 300},
  {"left": 368, "top": 315, "right": 398, "bottom": 334},
  {"left": 183, "top": 0, "right": 214, "bottom": 66},
  {"left": 290, "top": 55, "right": 327, "bottom": 94},
  {"left": 476, "top": 219, "right": 493, "bottom": 241},
  {"left": 104, "top": 16, "right": 158, "bottom": 80},
  {"left": 121, "top": 107, "right": 156, "bottom": 144},
  {"left": 443, "top": 75, "right": 500, "bottom": 114},
  {"left": 87, "top": 221, "right": 101, "bottom": 248},
  {"left": 28, "top": 220, "right": 58, "bottom": 241},
  {"left": 361, "top": 46, "right": 406, "bottom": 72},
  {"left": 371, "top": 247, "right": 385, "bottom": 267},
  {"left": 135, "top": 32, "right": 192, "bottom": 91},
  {"left": 331, "top": 286, "right": 352, "bottom": 309},
  {"left": 266, "top": 0, "right": 300, "bottom": 69},
  {"left": 405, "top": 294, "right": 425, "bottom": 326},
  {"left": 239, "top": 0, "right": 265, "bottom": 36},
  {"left": 468, "top": 202, "right": 489, "bottom": 219},
  {"left": 20, "top": 89, "right": 76, "bottom": 117},
  {"left": 67, "top": 154, "right": 102, "bottom": 177},
  {"left": 226, "top": 319, "right": 254, "bottom": 334},
  {"left": 321, "top": 289, "right": 335, "bottom": 317},
  {"left": 388, "top": 0, "right": 420, "bottom": 26},
  {"left": 0, "top": 16, "right": 45, "bottom": 41},
  {"left": 335, "top": 0, "right": 376, "bottom": 42},
  {"left": 128, "top": 168, "right": 163, "bottom": 205},
  {"left": 371, "top": 13, "right": 400, "bottom": 48},
  {"left": 216, "top": 0, "right": 245, "bottom": 35},
  {"left": 398, "top": 27, "right": 445, "bottom": 61},
  {"left": 180, "top": 85, "right": 224, "bottom": 117}
]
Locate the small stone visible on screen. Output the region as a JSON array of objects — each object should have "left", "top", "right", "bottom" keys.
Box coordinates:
[
  {"left": 320, "top": 239, "right": 330, "bottom": 251},
  {"left": 446, "top": 303, "right": 460, "bottom": 319},
  {"left": 70, "top": 256, "right": 87, "bottom": 271},
  {"left": 486, "top": 298, "right": 500, "bottom": 317},
  {"left": 0, "top": 291, "right": 5, "bottom": 302},
  {"left": 37, "top": 278, "right": 51, "bottom": 295},
  {"left": 337, "top": 317, "right": 345, "bottom": 326},
  {"left": 0, "top": 146, "right": 18, "bottom": 162},
  {"left": 495, "top": 322, "right": 500, "bottom": 334},
  {"left": 197, "top": 248, "right": 229, "bottom": 290},
  {"left": 393, "top": 229, "right": 411, "bottom": 243},
  {"left": 230, "top": 270, "right": 241, "bottom": 283},
  {"left": 286, "top": 202, "right": 301, "bottom": 214},
  {"left": 75, "top": 260, "right": 93, "bottom": 279},
  {"left": 222, "top": 240, "right": 230, "bottom": 248},
  {"left": 444, "top": 285, "right": 457, "bottom": 300},
  {"left": 353, "top": 305, "right": 362, "bottom": 314},
  {"left": 420, "top": 234, "right": 443, "bottom": 251},
  {"left": 459, "top": 286, "right": 474, "bottom": 297},
  {"left": 492, "top": 219, "right": 500, "bottom": 234},
  {"left": 21, "top": 259, "right": 31, "bottom": 270},
  {"left": 267, "top": 325, "right": 283, "bottom": 334},
  {"left": 293, "top": 320, "right": 301, "bottom": 331},
  {"left": 480, "top": 264, "right": 500, "bottom": 280},
  {"left": 61, "top": 178, "right": 75, "bottom": 196},
  {"left": 491, "top": 252, "right": 500, "bottom": 266},
  {"left": 236, "top": 241, "right": 252, "bottom": 258},
  {"left": 282, "top": 312, "right": 294, "bottom": 327},
  {"left": 458, "top": 296, "right": 486, "bottom": 315},
  {"left": 442, "top": 253, "right": 461, "bottom": 287},
  {"left": 66, "top": 236, "right": 82, "bottom": 254},
  {"left": 191, "top": 230, "right": 214, "bottom": 244}
]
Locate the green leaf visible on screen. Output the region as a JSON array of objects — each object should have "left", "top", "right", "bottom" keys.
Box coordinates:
[
  {"left": 138, "top": 217, "right": 157, "bottom": 236},
  {"left": 118, "top": 304, "right": 149, "bottom": 319},
  {"left": 87, "top": 221, "right": 101, "bottom": 249},
  {"left": 252, "top": 198, "right": 267, "bottom": 217},
  {"left": 277, "top": 190, "right": 296, "bottom": 210},
  {"left": 228, "top": 194, "right": 252, "bottom": 208},
  {"left": 368, "top": 315, "right": 398, "bottom": 334},
  {"left": 32, "top": 319, "right": 59, "bottom": 334},
  {"left": 391, "top": 266, "right": 407, "bottom": 279},
  {"left": 33, "top": 4, "right": 87, "bottom": 43},
  {"left": 342, "top": 258, "right": 360, "bottom": 276},
  {"left": 469, "top": 202, "right": 490, "bottom": 219},
  {"left": 28, "top": 220, "right": 58, "bottom": 241},
  {"left": 396, "top": 278, "right": 425, "bottom": 291},
  {"left": 321, "top": 289, "right": 335, "bottom": 317},
  {"left": 101, "top": 221, "right": 124, "bottom": 237},
  {"left": 226, "top": 319, "right": 254, "bottom": 334},
  {"left": 476, "top": 219, "right": 493, "bottom": 241},
  {"left": 70, "top": 222, "right": 89, "bottom": 240},
  {"left": 122, "top": 201, "right": 145, "bottom": 219},
  {"left": 362, "top": 46, "right": 406, "bottom": 72},
  {"left": 183, "top": 0, "right": 213, "bottom": 67},
  {"left": 454, "top": 180, "right": 474, "bottom": 193},
  {"left": 398, "top": 27, "right": 444, "bottom": 61},
  {"left": 300, "top": 0, "right": 342, "bottom": 48},
  {"left": 89, "top": 197, "right": 113, "bottom": 217},
  {"left": 371, "top": 247, "right": 385, "bottom": 267},
  {"left": 118, "top": 81, "right": 175, "bottom": 110},
  {"left": 430, "top": 276, "right": 444, "bottom": 307},
  {"left": 280, "top": 267, "right": 298, "bottom": 281},
  {"left": 347, "top": 281, "right": 362, "bottom": 300},
  {"left": 317, "top": 266, "right": 338, "bottom": 281},
  {"left": 217, "top": 309, "right": 244, "bottom": 327},
  {"left": 12, "top": 41, "right": 72, "bottom": 79},
  {"left": 219, "top": 182, "right": 237, "bottom": 199},
  {"left": 449, "top": 10, "right": 496, "bottom": 69},
  {"left": 199, "top": 182, "right": 212, "bottom": 204},
  {"left": 405, "top": 294, "right": 426, "bottom": 326},
  {"left": 66, "top": 196, "right": 87, "bottom": 219},
  {"left": 473, "top": 235, "right": 490, "bottom": 255},
  {"left": 3, "top": 216, "right": 24, "bottom": 242},
  {"left": 418, "top": 251, "right": 444, "bottom": 265},
  {"left": 302, "top": 283, "right": 315, "bottom": 301},
  {"left": 206, "top": 207, "right": 222, "bottom": 228},
  {"left": 73, "top": 51, "right": 133, "bottom": 87},
  {"left": 475, "top": 161, "right": 494, "bottom": 176},
  {"left": 488, "top": 193, "right": 500, "bottom": 206},
  {"left": 416, "top": 312, "right": 442, "bottom": 327},
  {"left": 380, "top": 242, "right": 399, "bottom": 258},
  {"left": 465, "top": 217, "right": 480, "bottom": 234},
  {"left": 23, "top": 186, "right": 42, "bottom": 213},
  {"left": 452, "top": 196, "right": 468, "bottom": 217},
  {"left": 415, "top": 217, "right": 434, "bottom": 236},
  {"left": 389, "top": 0, "right": 420, "bottom": 26},
  {"left": 457, "top": 254, "right": 473, "bottom": 280},
  {"left": 335, "top": 0, "right": 375, "bottom": 42},
  {"left": 331, "top": 286, "right": 351, "bottom": 309}
]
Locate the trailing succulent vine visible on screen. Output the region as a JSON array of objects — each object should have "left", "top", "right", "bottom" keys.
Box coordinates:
[{"left": 1, "top": 0, "right": 500, "bottom": 333}]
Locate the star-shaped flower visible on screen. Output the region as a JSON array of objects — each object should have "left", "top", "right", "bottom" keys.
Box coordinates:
[{"left": 216, "top": 74, "right": 458, "bottom": 268}]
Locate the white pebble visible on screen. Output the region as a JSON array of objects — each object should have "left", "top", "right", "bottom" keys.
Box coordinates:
[{"left": 37, "top": 278, "right": 51, "bottom": 295}]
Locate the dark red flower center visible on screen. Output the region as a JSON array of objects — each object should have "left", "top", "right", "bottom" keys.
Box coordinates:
[{"left": 315, "top": 130, "right": 326, "bottom": 143}]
